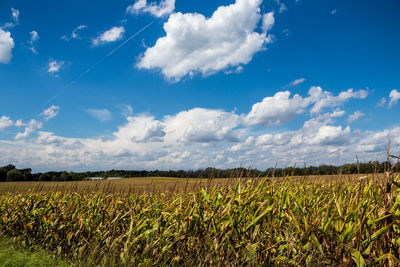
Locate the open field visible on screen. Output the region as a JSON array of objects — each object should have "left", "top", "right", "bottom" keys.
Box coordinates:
[
  {"left": 1, "top": 172, "right": 400, "bottom": 265},
  {"left": 0, "top": 173, "right": 391, "bottom": 194},
  {"left": 0, "top": 177, "right": 238, "bottom": 194}
]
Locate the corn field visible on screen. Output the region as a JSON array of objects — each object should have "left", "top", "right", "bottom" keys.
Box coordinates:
[{"left": 1, "top": 175, "right": 400, "bottom": 266}]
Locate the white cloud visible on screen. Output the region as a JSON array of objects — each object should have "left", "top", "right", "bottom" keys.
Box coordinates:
[
  {"left": 356, "top": 127, "right": 400, "bottom": 153},
  {"left": 244, "top": 91, "right": 309, "bottom": 127},
  {"left": 289, "top": 78, "right": 306, "bottom": 86},
  {"left": 15, "top": 120, "right": 24, "bottom": 127},
  {"left": 253, "top": 112, "right": 349, "bottom": 148},
  {"left": 72, "top": 25, "right": 87, "bottom": 39},
  {"left": 28, "top": 30, "right": 39, "bottom": 54},
  {"left": 3, "top": 8, "right": 20, "bottom": 29},
  {"left": 377, "top": 97, "right": 387, "bottom": 107},
  {"left": 0, "top": 28, "right": 15, "bottom": 64},
  {"left": 3, "top": 119, "right": 397, "bottom": 172},
  {"left": 41, "top": 105, "right": 60, "bottom": 121},
  {"left": 12, "top": 105, "right": 56, "bottom": 140},
  {"left": 15, "top": 119, "right": 43, "bottom": 140},
  {"left": 389, "top": 89, "right": 400, "bottom": 108},
  {"left": 137, "top": 0, "right": 274, "bottom": 81},
  {"left": 331, "top": 9, "right": 337, "bottom": 15},
  {"left": 86, "top": 109, "right": 112, "bottom": 122},
  {"left": 240, "top": 87, "right": 367, "bottom": 127},
  {"left": 114, "top": 115, "right": 165, "bottom": 143},
  {"left": 224, "top": 114, "right": 355, "bottom": 168},
  {"left": 309, "top": 88, "right": 369, "bottom": 115},
  {"left": 262, "top": 12, "right": 275, "bottom": 33},
  {"left": 1, "top": 87, "right": 394, "bottom": 172},
  {"left": 61, "top": 25, "right": 88, "bottom": 41},
  {"left": 311, "top": 125, "right": 351, "bottom": 146},
  {"left": 92, "top": 26, "right": 125, "bottom": 46},
  {"left": 127, "top": 0, "right": 175, "bottom": 18},
  {"left": 0, "top": 116, "right": 13, "bottom": 130},
  {"left": 47, "top": 60, "right": 64, "bottom": 74},
  {"left": 224, "top": 65, "right": 244, "bottom": 75},
  {"left": 347, "top": 111, "right": 364, "bottom": 124},
  {"left": 29, "top": 30, "right": 39, "bottom": 42},
  {"left": 164, "top": 108, "right": 241, "bottom": 143}
]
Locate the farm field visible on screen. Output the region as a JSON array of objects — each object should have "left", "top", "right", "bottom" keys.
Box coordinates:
[
  {"left": 0, "top": 177, "right": 238, "bottom": 194},
  {"left": 1, "top": 173, "right": 400, "bottom": 266},
  {"left": 0, "top": 173, "right": 388, "bottom": 194}
]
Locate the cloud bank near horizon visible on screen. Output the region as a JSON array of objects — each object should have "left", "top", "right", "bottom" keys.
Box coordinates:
[{"left": 1, "top": 87, "right": 398, "bottom": 172}]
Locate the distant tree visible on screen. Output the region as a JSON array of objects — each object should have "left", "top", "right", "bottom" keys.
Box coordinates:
[
  {"left": 21, "top": 168, "right": 32, "bottom": 181},
  {"left": 0, "top": 167, "right": 7, "bottom": 182},
  {"left": 39, "top": 173, "right": 52, "bottom": 181},
  {"left": 6, "top": 169, "right": 23, "bottom": 182},
  {"left": 4, "top": 164, "right": 16, "bottom": 172}
]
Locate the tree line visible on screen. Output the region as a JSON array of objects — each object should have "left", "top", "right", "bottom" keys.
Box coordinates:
[{"left": 0, "top": 161, "right": 399, "bottom": 182}]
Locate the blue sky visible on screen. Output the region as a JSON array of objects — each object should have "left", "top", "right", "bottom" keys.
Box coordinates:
[{"left": 0, "top": 0, "right": 399, "bottom": 172}]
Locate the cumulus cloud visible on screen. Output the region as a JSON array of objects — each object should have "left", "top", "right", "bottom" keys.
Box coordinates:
[
  {"left": 1, "top": 87, "right": 394, "bottom": 171},
  {"left": 86, "top": 109, "right": 112, "bottom": 122},
  {"left": 0, "top": 28, "right": 15, "bottom": 64},
  {"left": 254, "top": 111, "right": 349, "bottom": 148},
  {"left": 250, "top": 112, "right": 352, "bottom": 161},
  {"left": 41, "top": 105, "right": 60, "bottom": 121},
  {"left": 15, "top": 119, "right": 43, "bottom": 140},
  {"left": 244, "top": 91, "right": 309, "bottom": 127},
  {"left": 3, "top": 120, "right": 396, "bottom": 172},
  {"left": 114, "top": 115, "right": 165, "bottom": 143},
  {"left": 262, "top": 12, "right": 275, "bottom": 33},
  {"left": 389, "top": 89, "right": 400, "bottom": 108},
  {"left": 311, "top": 125, "right": 351, "bottom": 146},
  {"left": 0, "top": 116, "right": 13, "bottom": 130},
  {"left": 47, "top": 60, "right": 64, "bottom": 74},
  {"left": 222, "top": 87, "right": 367, "bottom": 128},
  {"left": 137, "top": 0, "right": 274, "bottom": 81},
  {"left": 127, "top": 0, "right": 175, "bottom": 17},
  {"left": 347, "top": 111, "right": 364, "bottom": 124},
  {"left": 309, "top": 87, "right": 368, "bottom": 115},
  {"left": 243, "top": 87, "right": 360, "bottom": 127},
  {"left": 164, "top": 108, "right": 241, "bottom": 143},
  {"left": 92, "top": 26, "right": 125, "bottom": 46}
]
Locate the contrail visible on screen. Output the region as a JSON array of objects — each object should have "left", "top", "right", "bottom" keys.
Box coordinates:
[{"left": 36, "top": 21, "right": 154, "bottom": 114}]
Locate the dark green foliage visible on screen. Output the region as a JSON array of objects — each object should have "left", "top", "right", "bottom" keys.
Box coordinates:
[
  {"left": 0, "top": 168, "right": 7, "bottom": 182},
  {"left": 0, "top": 160, "right": 395, "bottom": 182},
  {"left": 6, "top": 169, "right": 23, "bottom": 182}
]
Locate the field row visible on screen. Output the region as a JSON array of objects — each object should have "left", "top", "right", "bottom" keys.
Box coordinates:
[
  {"left": 0, "top": 173, "right": 387, "bottom": 194},
  {"left": 1, "top": 175, "right": 400, "bottom": 265}
]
